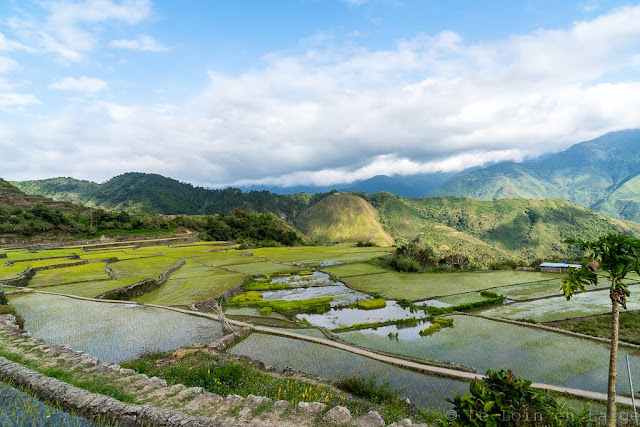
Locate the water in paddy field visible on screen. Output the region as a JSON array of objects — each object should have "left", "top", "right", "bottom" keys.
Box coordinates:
[
  {"left": 301, "top": 300, "right": 417, "bottom": 329},
  {"left": 340, "top": 314, "right": 640, "bottom": 395},
  {"left": 229, "top": 333, "right": 468, "bottom": 410},
  {"left": 262, "top": 271, "right": 418, "bottom": 327},
  {"left": 0, "top": 381, "right": 100, "bottom": 426},
  {"left": 10, "top": 293, "right": 224, "bottom": 363},
  {"left": 261, "top": 283, "right": 372, "bottom": 306}
]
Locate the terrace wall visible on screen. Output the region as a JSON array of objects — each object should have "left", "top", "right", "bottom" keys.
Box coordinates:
[{"left": 96, "top": 258, "right": 186, "bottom": 300}]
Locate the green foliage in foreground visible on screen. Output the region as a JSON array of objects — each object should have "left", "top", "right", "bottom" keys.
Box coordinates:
[
  {"left": 229, "top": 292, "right": 333, "bottom": 314},
  {"left": 121, "top": 350, "right": 440, "bottom": 424},
  {"left": 0, "top": 287, "right": 7, "bottom": 305},
  {"left": 447, "top": 369, "right": 590, "bottom": 427}
]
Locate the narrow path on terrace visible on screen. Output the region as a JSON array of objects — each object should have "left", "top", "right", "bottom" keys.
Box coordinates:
[{"left": 21, "top": 289, "right": 640, "bottom": 410}]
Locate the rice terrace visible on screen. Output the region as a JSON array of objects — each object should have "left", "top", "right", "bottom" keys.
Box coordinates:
[{"left": 5, "top": 1, "right": 640, "bottom": 426}]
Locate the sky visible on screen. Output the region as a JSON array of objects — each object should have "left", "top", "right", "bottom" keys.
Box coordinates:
[{"left": 2, "top": 0, "right": 640, "bottom": 188}]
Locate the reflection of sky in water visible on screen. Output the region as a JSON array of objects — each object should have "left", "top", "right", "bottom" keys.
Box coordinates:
[
  {"left": 301, "top": 300, "right": 416, "bottom": 328},
  {"left": 12, "top": 293, "right": 223, "bottom": 363},
  {"left": 261, "top": 284, "right": 371, "bottom": 306},
  {"left": 341, "top": 314, "right": 640, "bottom": 395},
  {"left": 230, "top": 333, "right": 467, "bottom": 410},
  {"left": 270, "top": 271, "right": 333, "bottom": 287},
  {"left": 358, "top": 322, "right": 432, "bottom": 340}
]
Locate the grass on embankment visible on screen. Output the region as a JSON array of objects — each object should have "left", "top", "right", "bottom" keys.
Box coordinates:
[
  {"left": 0, "top": 343, "right": 137, "bottom": 404},
  {"left": 546, "top": 311, "right": 640, "bottom": 345},
  {"left": 120, "top": 350, "right": 444, "bottom": 425},
  {"left": 229, "top": 291, "right": 333, "bottom": 315}
]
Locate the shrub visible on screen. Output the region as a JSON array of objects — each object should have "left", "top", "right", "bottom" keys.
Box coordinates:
[
  {"left": 335, "top": 376, "right": 397, "bottom": 404},
  {"left": 446, "top": 369, "right": 585, "bottom": 426}
]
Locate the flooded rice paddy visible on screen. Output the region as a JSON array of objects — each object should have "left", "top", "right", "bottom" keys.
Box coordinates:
[
  {"left": 340, "top": 314, "right": 640, "bottom": 394},
  {"left": 0, "top": 381, "right": 101, "bottom": 426},
  {"left": 11, "top": 293, "right": 223, "bottom": 363},
  {"left": 481, "top": 284, "right": 640, "bottom": 322},
  {"left": 229, "top": 333, "right": 468, "bottom": 410}
]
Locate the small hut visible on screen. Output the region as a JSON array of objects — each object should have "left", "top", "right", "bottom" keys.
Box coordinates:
[{"left": 539, "top": 262, "right": 582, "bottom": 273}]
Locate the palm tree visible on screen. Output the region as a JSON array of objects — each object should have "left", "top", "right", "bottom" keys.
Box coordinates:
[{"left": 563, "top": 233, "right": 640, "bottom": 427}]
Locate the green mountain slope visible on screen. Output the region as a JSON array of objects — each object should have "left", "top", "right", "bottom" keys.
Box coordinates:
[
  {"left": 295, "top": 193, "right": 393, "bottom": 246},
  {"left": 365, "top": 193, "right": 640, "bottom": 260},
  {"left": 429, "top": 129, "right": 640, "bottom": 221},
  {"left": 13, "top": 172, "right": 321, "bottom": 220}
]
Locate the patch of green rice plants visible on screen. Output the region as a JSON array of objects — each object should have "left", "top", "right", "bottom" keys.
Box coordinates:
[
  {"left": 323, "top": 262, "right": 387, "bottom": 277},
  {"left": 109, "top": 256, "right": 181, "bottom": 279},
  {"left": 355, "top": 298, "right": 386, "bottom": 310},
  {"left": 0, "top": 264, "right": 29, "bottom": 280},
  {"left": 546, "top": 311, "right": 640, "bottom": 345},
  {"left": 343, "top": 270, "right": 562, "bottom": 301},
  {"left": 331, "top": 317, "right": 422, "bottom": 332},
  {"left": 134, "top": 267, "right": 244, "bottom": 306},
  {"left": 224, "top": 261, "right": 298, "bottom": 275},
  {"left": 49, "top": 277, "right": 141, "bottom": 298},
  {"left": 28, "top": 263, "right": 111, "bottom": 287},
  {"left": 428, "top": 295, "right": 505, "bottom": 316},
  {"left": 242, "top": 276, "right": 291, "bottom": 291},
  {"left": 229, "top": 292, "right": 333, "bottom": 314}
]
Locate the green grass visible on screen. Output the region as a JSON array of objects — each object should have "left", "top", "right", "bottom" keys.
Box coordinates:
[
  {"left": 229, "top": 292, "right": 333, "bottom": 314},
  {"left": 134, "top": 265, "right": 244, "bottom": 306},
  {"left": 28, "top": 263, "right": 111, "bottom": 287},
  {"left": 0, "top": 345, "right": 137, "bottom": 404},
  {"left": 223, "top": 261, "right": 299, "bottom": 275},
  {"left": 546, "top": 311, "right": 640, "bottom": 345},
  {"left": 0, "top": 264, "right": 30, "bottom": 280},
  {"left": 46, "top": 277, "right": 142, "bottom": 298},
  {"left": 109, "top": 256, "right": 182, "bottom": 279},
  {"left": 481, "top": 284, "right": 640, "bottom": 322},
  {"left": 342, "top": 270, "right": 559, "bottom": 301},
  {"left": 120, "top": 350, "right": 437, "bottom": 425}
]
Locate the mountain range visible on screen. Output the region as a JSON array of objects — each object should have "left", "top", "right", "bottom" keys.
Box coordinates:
[{"left": 13, "top": 129, "right": 640, "bottom": 223}]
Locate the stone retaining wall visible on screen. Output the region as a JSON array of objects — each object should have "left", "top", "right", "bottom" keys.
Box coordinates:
[
  {"left": 193, "top": 277, "right": 246, "bottom": 312},
  {"left": 0, "top": 356, "right": 236, "bottom": 426},
  {"left": 0, "top": 267, "right": 35, "bottom": 286},
  {"left": 33, "top": 260, "right": 88, "bottom": 271},
  {"left": 96, "top": 258, "right": 185, "bottom": 300}
]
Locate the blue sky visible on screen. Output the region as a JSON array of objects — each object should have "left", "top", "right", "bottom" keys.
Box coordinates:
[{"left": 1, "top": 0, "right": 640, "bottom": 188}]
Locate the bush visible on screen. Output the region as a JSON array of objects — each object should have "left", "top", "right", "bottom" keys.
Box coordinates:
[
  {"left": 335, "top": 376, "right": 397, "bottom": 404},
  {"left": 446, "top": 369, "right": 586, "bottom": 426}
]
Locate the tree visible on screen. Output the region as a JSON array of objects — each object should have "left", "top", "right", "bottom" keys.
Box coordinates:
[{"left": 562, "top": 233, "right": 640, "bottom": 427}]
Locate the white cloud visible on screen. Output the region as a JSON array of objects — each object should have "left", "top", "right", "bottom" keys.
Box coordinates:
[
  {"left": 0, "top": 57, "right": 19, "bottom": 73},
  {"left": 0, "top": 33, "right": 29, "bottom": 51},
  {"left": 6, "top": 0, "right": 151, "bottom": 60},
  {"left": 4, "top": 5, "right": 640, "bottom": 187},
  {"left": 0, "top": 93, "right": 40, "bottom": 111},
  {"left": 109, "top": 35, "right": 169, "bottom": 52},
  {"left": 50, "top": 76, "right": 108, "bottom": 94}
]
